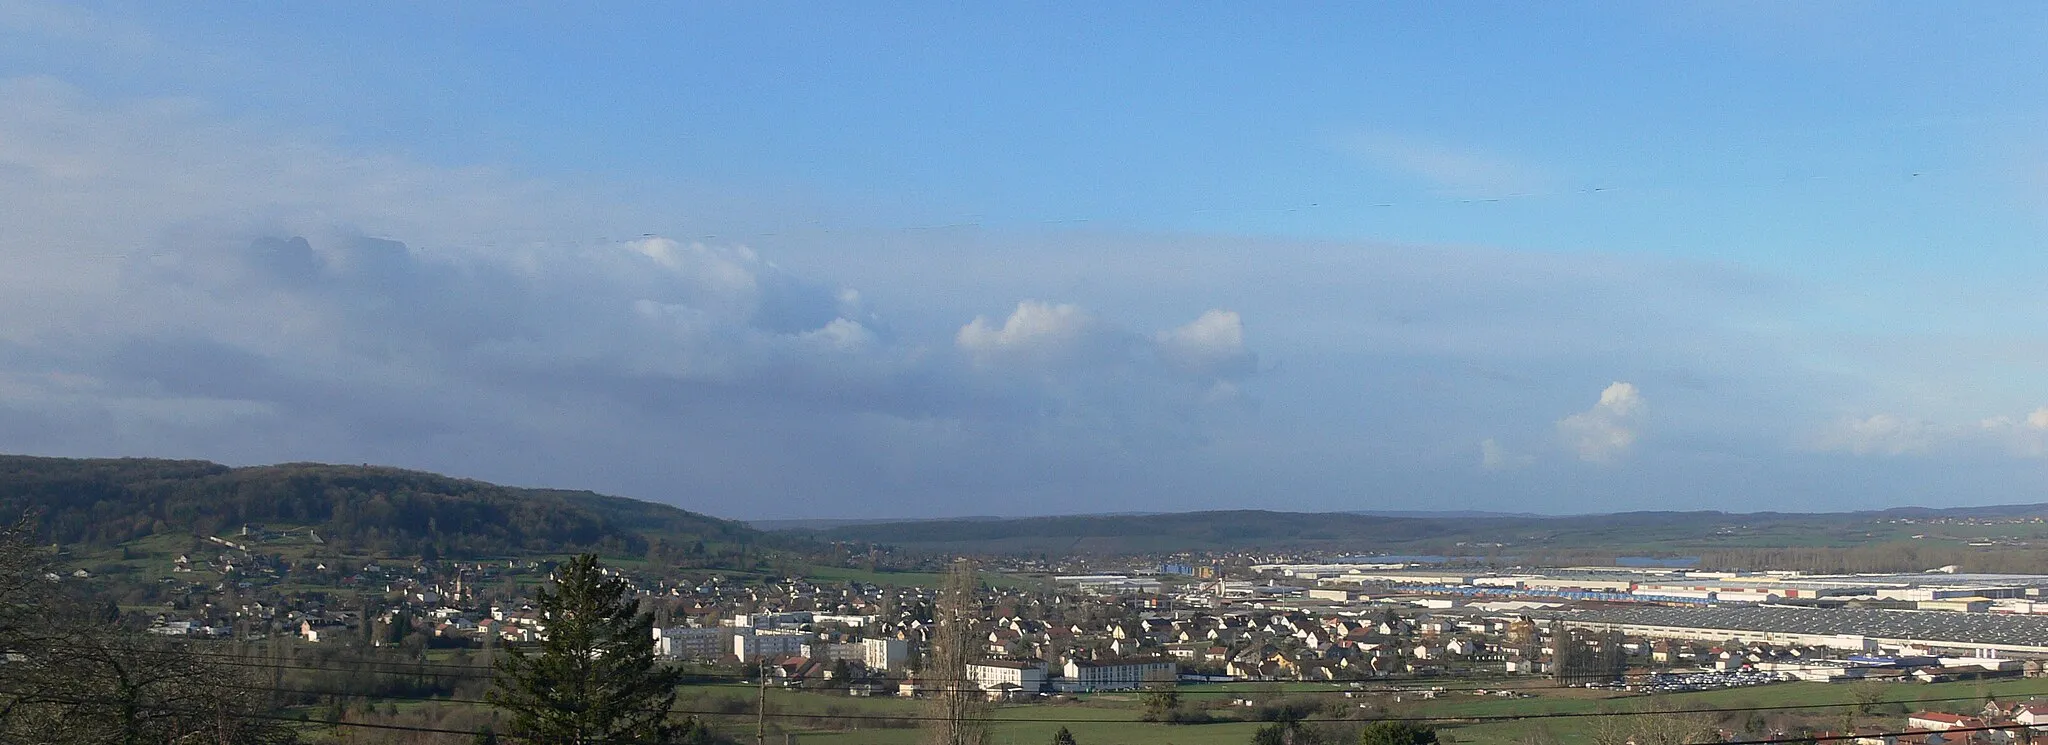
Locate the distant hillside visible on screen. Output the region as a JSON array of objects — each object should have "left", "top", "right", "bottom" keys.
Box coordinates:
[
  {"left": 785, "top": 503, "right": 2048, "bottom": 560},
  {"left": 795, "top": 509, "right": 1478, "bottom": 554},
  {"left": 0, "top": 455, "right": 767, "bottom": 559}
]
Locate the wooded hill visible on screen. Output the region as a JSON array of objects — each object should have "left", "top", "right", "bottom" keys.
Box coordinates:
[
  {"left": 787, "top": 505, "right": 2048, "bottom": 573},
  {"left": 16, "top": 451, "right": 2048, "bottom": 574},
  {"left": 787, "top": 509, "right": 1644, "bottom": 555},
  {"left": 0, "top": 454, "right": 767, "bottom": 560}
]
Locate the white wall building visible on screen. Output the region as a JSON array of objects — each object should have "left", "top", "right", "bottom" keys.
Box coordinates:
[
  {"left": 967, "top": 659, "right": 1048, "bottom": 694},
  {"left": 1057, "top": 658, "right": 1177, "bottom": 692},
  {"left": 731, "top": 612, "right": 813, "bottom": 629},
  {"left": 812, "top": 614, "right": 878, "bottom": 628},
  {"left": 653, "top": 626, "right": 726, "bottom": 659},
  {"left": 863, "top": 637, "right": 909, "bottom": 672},
  {"left": 1053, "top": 575, "right": 1165, "bottom": 595},
  {"left": 734, "top": 628, "right": 809, "bottom": 660},
  {"left": 802, "top": 642, "right": 869, "bottom": 664}
]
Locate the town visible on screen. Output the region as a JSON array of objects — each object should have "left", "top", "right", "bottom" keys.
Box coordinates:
[{"left": 101, "top": 523, "right": 2048, "bottom": 742}]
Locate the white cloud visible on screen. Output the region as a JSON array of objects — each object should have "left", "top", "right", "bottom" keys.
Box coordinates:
[
  {"left": 1556, "top": 382, "right": 1646, "bottom": 464},
  {"left": 1979, "top": 409, "right": 2048, "bottom": 458},
  {"left": 1156, "top": 309, "right": 1256, "bottom": 378},
  {"left": 801, "top": 317, "right": 877, "bottom": 352},
  {"left": 956, "top": 303, "right": 1258, "bottom": 391},
  {"left": 950, "top": 303, "right": 1260, "bottom": 440},
  {"left": 1812, "top": 414, "right": 1935, "bottom": 456},
  {"left": 1479, "top": 438, "right": 1534, "bottom": 471},
  {"left": 1810, "top": 406, "right": 2048, "bottom": 459},
  {"left": 956, "top": 301, "right": 1122, "bottom": 369},
  {"left": 1338, "top": 131, "right": 1542, "bottom": 196}
]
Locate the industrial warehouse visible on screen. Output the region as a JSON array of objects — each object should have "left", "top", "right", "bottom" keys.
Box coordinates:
[
  {"left": 1258, "top": 563, "right": 2048, "bottom": 608},
  {"left": 1223, "top": 563, "right": 2048, "bottom": 657},
  {"left": 1542, "top": 605, "right": 2048, "bottom": 656}
]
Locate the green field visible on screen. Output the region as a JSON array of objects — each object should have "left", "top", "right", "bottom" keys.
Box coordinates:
[
  {"left": 691, "top": 678, "right": 2048, "bottom": 745},
  {"left": 766, "top": 703, "right": 1267, "bottom": 745}
]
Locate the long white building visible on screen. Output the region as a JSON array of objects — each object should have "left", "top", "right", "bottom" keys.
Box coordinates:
[
  {"left": 967, "top": 659, "right": 1049, "bottom": 695},
  {"left": 734, "top": 628, "right": 809, "bottom": 660},
  {"left": 1546, "top": 606, "right": 2048, "bottom": 656},
  {"left": 1056, "top": 658, "right": 1177, "bottom": 692}
]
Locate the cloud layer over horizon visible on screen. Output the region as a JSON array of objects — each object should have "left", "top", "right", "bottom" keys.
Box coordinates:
[
  {"left": 0, "top": 77, "right": 1283, "bottom": 515},
  {"left": 8, "top": 11, "right": 2048, "bottom": 522}
]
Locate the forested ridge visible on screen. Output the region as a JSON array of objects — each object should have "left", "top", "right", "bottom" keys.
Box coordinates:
[
  {"left": 0, "top": 454, "right": 764, "bottom": 558},
  {"left": 800, "top": 505, "right": 2048, "bottom": 572}
]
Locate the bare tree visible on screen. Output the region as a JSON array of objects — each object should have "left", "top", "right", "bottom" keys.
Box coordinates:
[
  {"left": 0, "top": 511, "right": 50, "bottom": 729},
  {"left": 922, "top": 558, "right": 988, "bottom": 745},
  {"left": 0, "top": 512, "right": 48, "bottom": 648},
  {"left": 1586, "top": 700, "right": 1718, "bottom": 745},
  {"left": 1850, "top": 679, "right": 1891, "bottom": 718},
  {"left": 0, "top": 511, "right": 296, "bottom": 745},
  {"left": 5, "top": 627, "right": 300, "bottom": 745}
]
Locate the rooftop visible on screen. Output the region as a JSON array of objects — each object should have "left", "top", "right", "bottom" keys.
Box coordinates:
[{"left": 1543, "top": 605, "right": 2048, "bottom": 649}]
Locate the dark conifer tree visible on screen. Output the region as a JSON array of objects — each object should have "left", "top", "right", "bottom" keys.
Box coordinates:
[{"left": 488, "top": 554, "right": 683, "bottom": 744}]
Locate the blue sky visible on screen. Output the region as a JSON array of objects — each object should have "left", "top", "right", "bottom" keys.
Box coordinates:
[{"left": 4, "top": 2, "right": 2048, "bottom": 517}]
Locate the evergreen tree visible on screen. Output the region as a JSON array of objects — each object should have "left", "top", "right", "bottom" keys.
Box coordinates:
[{"left": 488, "top": 554, "right": 683, "bottom": 744}]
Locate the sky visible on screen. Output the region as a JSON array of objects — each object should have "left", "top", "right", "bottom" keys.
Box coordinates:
[{"left": 5, "top": 2, "right": 2048, "bottom": 518}]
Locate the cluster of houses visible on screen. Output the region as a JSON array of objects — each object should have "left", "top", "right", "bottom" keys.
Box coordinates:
[
  {"left": 1827, "top": 702, "right": 2048, "bottom": 744},
  {"left": 641, "top": 602, "right": 1546, "bottom": 698},
  {"left": 141, "top": 552, "right": 572, "bottom": 643},
  {"left": 122, "top": 535, "right": 2048, "bottom": 721}
]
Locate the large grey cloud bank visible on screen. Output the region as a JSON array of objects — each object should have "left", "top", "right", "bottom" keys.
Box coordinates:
[
  {"left": 0, "top": 77, "right": 1273, "bottom": 516},
  {"left": 7, "top": 75, "right": 2048, "bottom": 517}
]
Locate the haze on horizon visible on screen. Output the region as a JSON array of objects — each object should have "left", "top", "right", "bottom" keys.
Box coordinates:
[{"left": 4, "top": 3, "right": 2048, "bottom": 519}]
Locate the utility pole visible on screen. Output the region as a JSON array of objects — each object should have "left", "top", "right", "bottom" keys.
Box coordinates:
[{"left": 756, "top": 656, "right": 768, "bottom": 745}]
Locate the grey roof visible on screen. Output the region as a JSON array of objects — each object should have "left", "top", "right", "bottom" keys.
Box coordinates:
[{"left": 1540, "top": 605, "right": 2048, "bottom": 649}]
